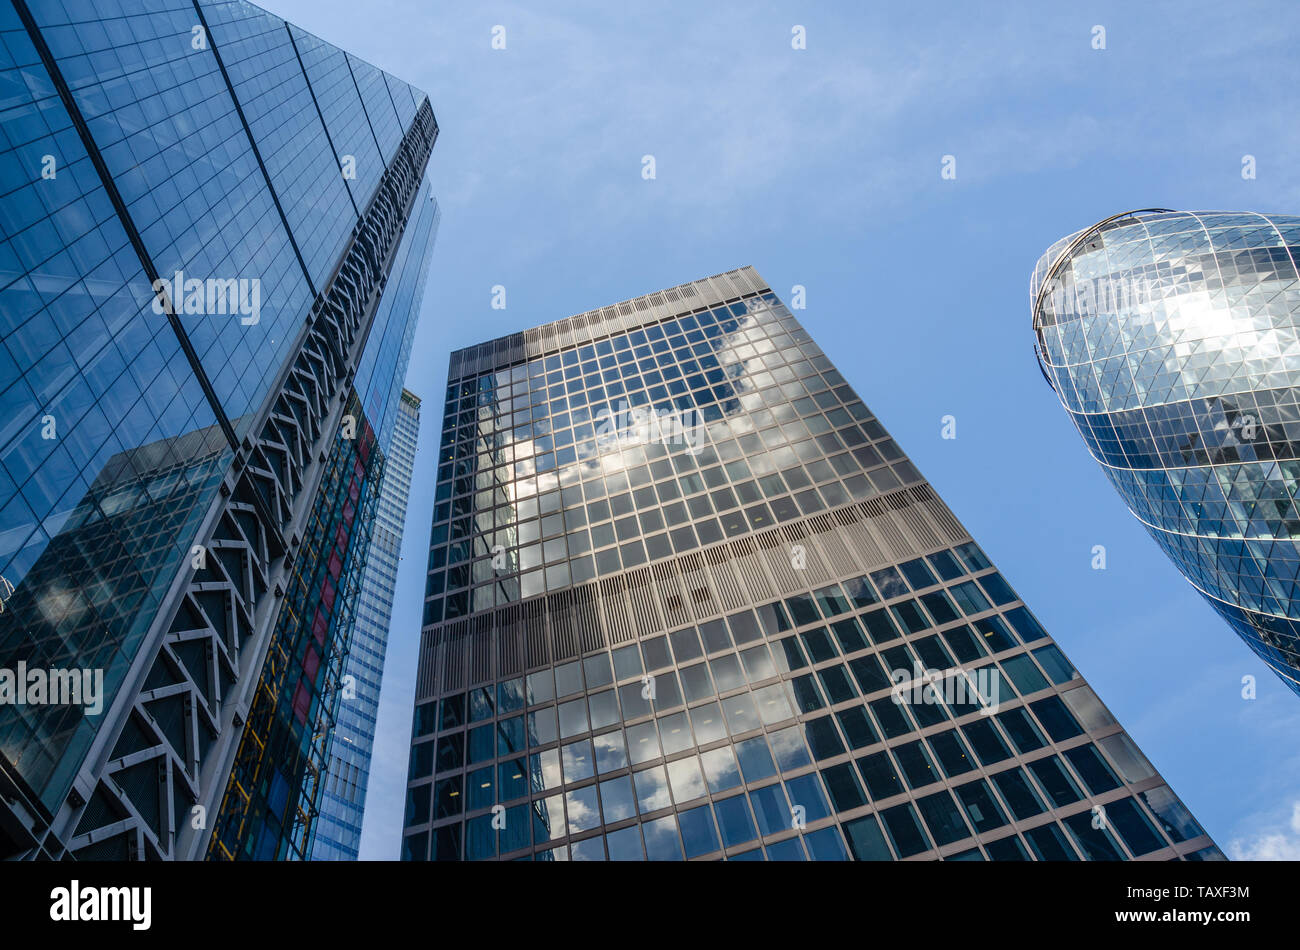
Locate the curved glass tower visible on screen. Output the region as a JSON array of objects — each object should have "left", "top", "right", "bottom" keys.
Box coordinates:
[{"left": 1033, "top": 209, "right": 1300, "bottom": 695}]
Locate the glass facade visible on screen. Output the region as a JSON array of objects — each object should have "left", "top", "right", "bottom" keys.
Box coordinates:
[
  {"left": 0, "top": 0, "right": 438, "bottom": 860},
  {"left": 1034, "top": 210, "right": 1300, "bottom": 695},
  {"left": 312, "top": 389, "right": 421, "bottom": 860},
  {"left": 402, "top": 267, "right": 1218, "bottom": 861}
]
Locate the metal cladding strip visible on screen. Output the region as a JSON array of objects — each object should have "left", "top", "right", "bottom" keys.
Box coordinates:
[
  {"left": 32, "top": 101, "right": 437, "bottom": 861},
  {"left": 413, "top": 482, "right": 963, "bottom": 698}
]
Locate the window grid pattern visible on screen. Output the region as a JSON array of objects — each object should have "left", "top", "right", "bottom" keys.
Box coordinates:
[
  {"left": 425, "top": 291, "right": 922, "bottom": 621},
  {"left": 406, "top": 271, "right": 1218, "bottom": 861},
  {"left": 404, "top": 536, "right": 1216, "bottom": 862}
]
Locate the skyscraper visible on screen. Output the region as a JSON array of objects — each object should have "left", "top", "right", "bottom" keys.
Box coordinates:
[
  {"left": 312, "top": 388, "right": 421, "bottom": 860},
  {"left": 402, "top": 267, "right": 1218, "bottom": 861},
  {"left": 1033, "top": 210, "right": 1300, "bottom": 696},
  {"left": 0, "top": 0, "right": 438, "bottom": 860}
]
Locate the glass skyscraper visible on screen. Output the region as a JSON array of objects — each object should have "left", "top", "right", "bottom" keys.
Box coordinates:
[
  {"left": 312, "top": 388, "right": 421, "bottom": 860},
  {"left": 0, "top": 0, "right": 438, "bottom": 860},
  {"left": 402, "top": 267, "right": 1218, "bottom": 861},
  {"left": 1033, "top": 210, "right": 1300, "bottom": 696}
]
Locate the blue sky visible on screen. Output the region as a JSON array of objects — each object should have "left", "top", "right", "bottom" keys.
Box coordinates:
[{"left": 263, "top": 0, "right": 1300, "bottom": 860}]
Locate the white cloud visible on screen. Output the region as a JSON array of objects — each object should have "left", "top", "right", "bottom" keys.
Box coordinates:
[{"left": 1228, "top": 801, "right": 1300, "bottom": 861}]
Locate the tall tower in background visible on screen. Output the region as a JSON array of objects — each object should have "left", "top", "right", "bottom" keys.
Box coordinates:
[
  {"left": 402, "top": 267, "right": 1218, "bottom": 861},
  {"left": 1033, "top": 210, "right": 1300, "bottom": 696},
  {"left": 312, "top": 389, "right": 421, "bottom": 860},
  {"left": 0, "top": 0, "right": 438, "bottom": 860}
]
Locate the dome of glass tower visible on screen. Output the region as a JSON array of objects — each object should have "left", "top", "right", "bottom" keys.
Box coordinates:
[{"left": 1033, "top": 209, "right": 1300, "bottom": 695}]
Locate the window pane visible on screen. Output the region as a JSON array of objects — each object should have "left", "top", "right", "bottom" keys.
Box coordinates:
[
  {"left": 748, "top": 784, "right": 792, "bottom": 836},
  {"left": 634, "top": 766, "right": 672, "bottom": 813},
  {"left": 532, "top": 793, "right": 567, "bottom": 842},
  {"left": 606, "top": 824, "right": 644, "bottom": 861},
  {"left": 1030, "top": 695, "right": 1084, "bottom": 742},
  {"left": 679, "top": 805, "right": 720, "bottom": 858},
  {"left": 1098, "top": 733, "right": 1157, "bottom": 784},
  {"left": 916, "top": 789, "right": 971, "bottom": 846},
  {"left": 927, "top": 730, "right": 976, "bottom": 778},
  {"left": 1106, "top": 797, "right": 1167, "bottom": 856},
  {"left": 667, "top": 756, "right": 707, "bottom": 803},
  {"left": 559, "top": 697, "right": 590, "bottom": 738},
  {"left": 498, "top": 759, "right": 528, "bottom": 802},
  {"left": 962, "top": 719, "right": 1012, "bottom": 766},
  {"left": 821, "top": 762, "right": 867, "bottom": 811},
  {"left": 1062, "top": 811, "right": 1125, "bottom": 861},
  {"left": 643, "top": 814, "right": 683, "bottom": 860},
  {"left": 954, "top": 778, "right": 1008, "bottom": 833},
  {"left": 836, "top": 706, "right": 878, "bottom": 750},
  {"left": 995, "top": 707, "right": 1045, "bottom": 754},
  {"left": 843, "top": 814, "right": 892, "bottom": 860},
  {"left": 1025, "top": 823, "right": 1077, "bottom": 861},
  {"left": 593, "top": 730, "right": 628, "bottom": 773},
  {"left": 1064, "top": 743, "right": 1122, "bottom": 795},
  {"left": 562, "top": 739, "right": 595, "bottom": 782},
  {"left": 990, "top": 767, "right": 1045, "bottom": 821},
  {"left": 1028, "top": 755, "right": 1083, "bottom": 807},
  {"left": 658, "top": 712, "right": 694, "bottom": 754},
  {"left": 598, "top": 775, "right": 637, "bottom": 822},
  {"left": 700, "top": 746, "right": 742, "bottom": 793},
  {"left": 1139, "top": 786, "right": 1204, "bottom": 843},
  {"left": 1000, "top": 654, "right": 1049, "bottom": 696},
  {"left": 880, "top": 803, "right": 931, "bottom": 858},
  {"left": 856, "top": 751, "right": 903, "bottom": 800},
  {"left": 1032, "top": 644, "right": 1078, "bottom": 684},
  {"left": 714, "top": 795, "right": 758, "bottom": 848},
  {"left": 893, "top": 740, "right": 940, "bottom": 789},
  {"left": 804, "top": 826, "right": 850, "bottom": 860},
  {"left": 1059, "top": 685, "right": 1116, "bottom": 732},
  {"left": 784, "top": 773, "right": 832, "bottom": 823},
  {"left": 625, "top": 720, "right": 660, "bottom": 765}
]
